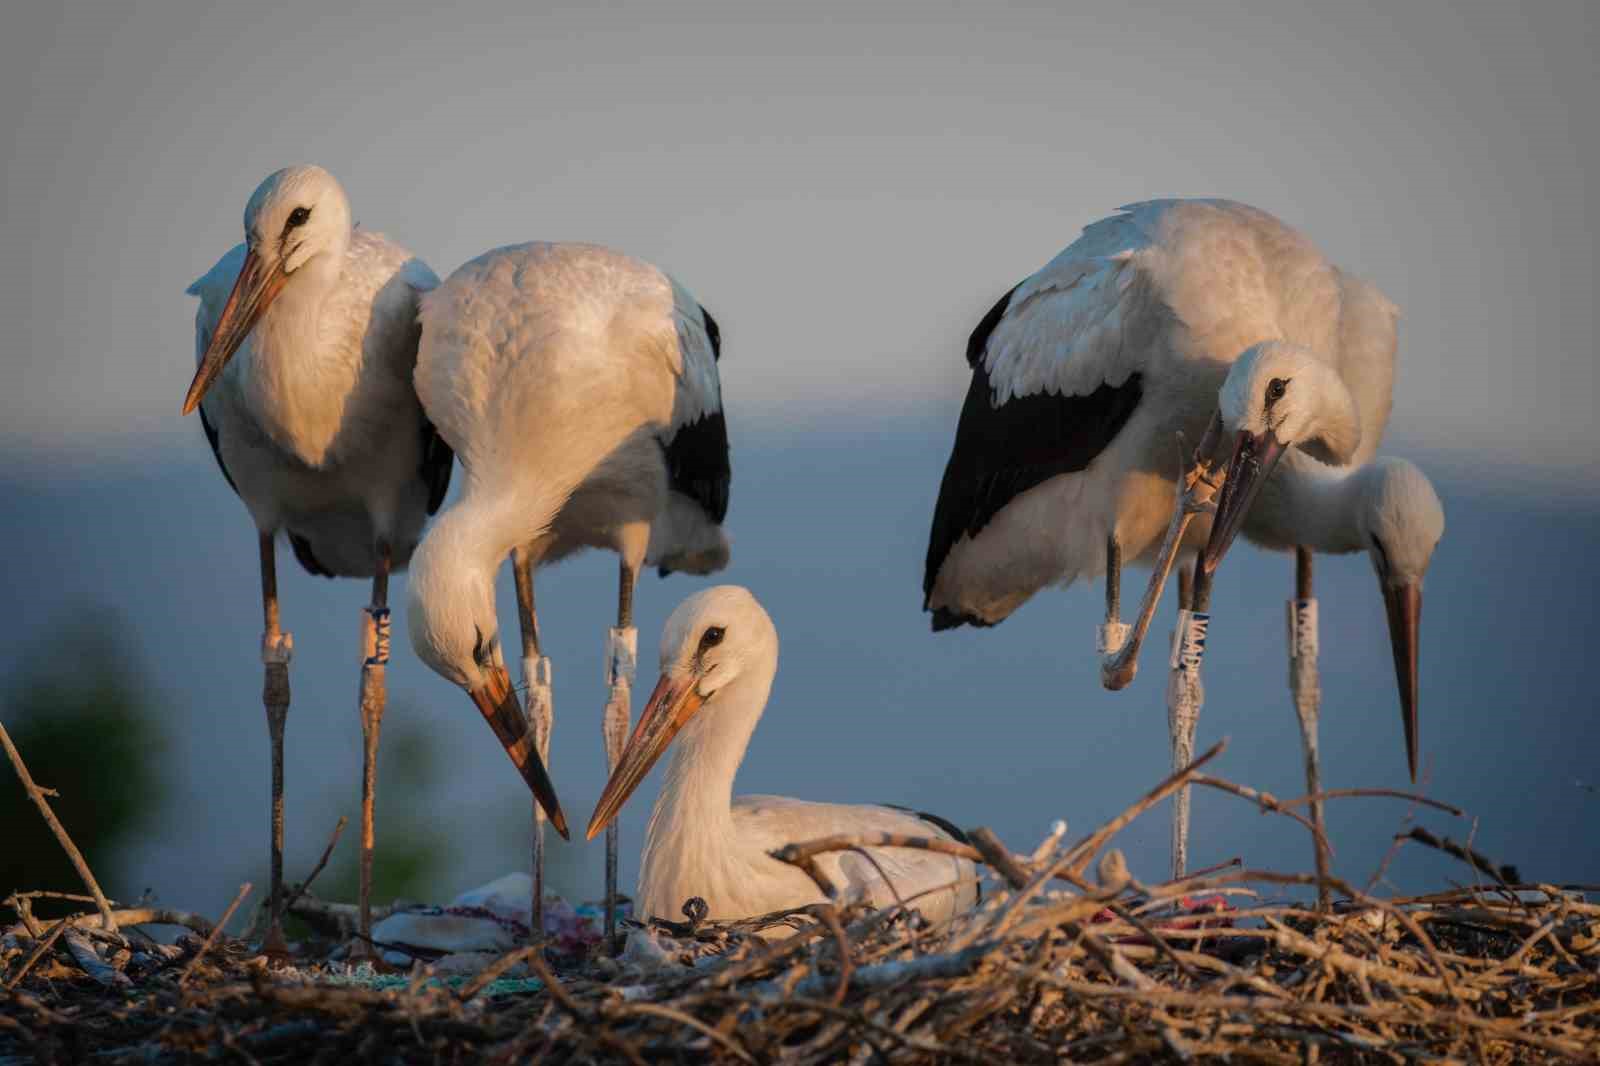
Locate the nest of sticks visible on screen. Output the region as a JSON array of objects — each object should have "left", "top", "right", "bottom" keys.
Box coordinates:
[{"left": 3, "top": 739, "right": 1597, "bottom": 1064}]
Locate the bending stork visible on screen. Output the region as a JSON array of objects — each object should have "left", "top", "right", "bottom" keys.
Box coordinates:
[
  {"left": 407, "top": 242, "right": 731, "bottom": 943},
  {"left": 1231, "top": 450, "right": 1443, "bottom": 889},
  {"left": 923, "top": 199, "right": 1402, "bottom": 874},
  {"left": 587, "top": 586, "right": 980, "bottom": 927},
  {"left": 181, "top": 165, "right": 453, "bottom": 948}
]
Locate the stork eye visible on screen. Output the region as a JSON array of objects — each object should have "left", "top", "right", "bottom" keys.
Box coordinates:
[
  {"left": 287, "top": 206, "right": 312, "bottom": 227},
  {"left": 699, "top": 626, "right": 726, "bottom": 651},
  {"left": 1266, "top": 377, "right": 1289, "bottom": 404},
  {"left": 472, "top": 625, "right": 498, "bottom": 667}
]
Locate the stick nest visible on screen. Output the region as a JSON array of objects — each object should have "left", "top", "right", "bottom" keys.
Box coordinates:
[{"left": 4, "top": 746, "right": 1597, "bottom": 1064}]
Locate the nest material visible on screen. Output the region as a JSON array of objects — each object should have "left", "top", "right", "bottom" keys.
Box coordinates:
[{"left": 3, "top": 746, "right": 1597, "bottom": 1064}]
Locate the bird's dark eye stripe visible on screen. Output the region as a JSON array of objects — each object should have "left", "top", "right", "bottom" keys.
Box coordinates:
[
  {"left": 287, "top": 206, "right": 312, "bottom": 227},
  {"left": 1266, "top": 377, "right": 1289, "bottom": 404},
  {"left": 699, "top": 626, "right": 726, "bottom": 650}
]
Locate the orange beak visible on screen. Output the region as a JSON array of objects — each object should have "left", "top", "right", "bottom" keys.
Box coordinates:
[
  {"left": 181, "top": 247, "right": 289, "bottom": 415},
  {"left": 1381, "top": 581, "right": 1422, "bottom": 781},
  {"left": 586, "top": 671, "right": 705, "bottom": 840},
  {"left": 1201, "top": 428, "right": 1288, "bottom": 575},
  {"left": 469, "top": 665, "right": 568, "bottom": 838}
]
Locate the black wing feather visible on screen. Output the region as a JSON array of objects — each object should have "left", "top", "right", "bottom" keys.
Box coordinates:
[
  {"left": 923, "top": 285, "right": 1143, "bottom": 630},
  {"left": 198, "top": 405, "right": 238, "bottom": 496},
  {"left": 419, "top": 414, "right": 454, "bottom": 515},
  {"left": 288, "top": 532, "right": 333, "bottom": 578},
  {"left": 698, "top": 304, "right": 721, "bottom": 361},
  {"left": 662, "top": 410, "right": 731, "bottom": 524}
]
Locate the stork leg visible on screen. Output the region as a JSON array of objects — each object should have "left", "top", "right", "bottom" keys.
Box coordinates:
[
  {"left": 354, "top": 541, "right": 393, "bottom": 953},
  {"left": 1101, "top": 411, "right": 1226, "bottom": 690},
  {"left": 1288, "top": 546, "right": 1330, "bottom": 908},
  {"left": 1097, "top": 534, "right": 1129, "bottom": 656},
  {"left": 512, "top": 545, "right": 554, "bottom": 941},
  {"left": 258, "top": 531, "right": 293, "bottom": 953},
  {"left": 1166, "top": 559, "right": 1205, "bottom": 880},
  {"left": 602, "top": 527, "right": 646, "bottom": 948}
]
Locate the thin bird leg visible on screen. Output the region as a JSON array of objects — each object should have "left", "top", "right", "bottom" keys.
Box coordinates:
[
  {"left": 354, "top": 540, "right": 393, "bottom": 952},
  {"left": 1101, "top": 410, "right": 1226, "bottom": 690},
  {"left": 1097, "top": 535, "right": 1129, "bottom": 655},
  {"left": 602, "top": 552, "right": 642, "bottom": 947},
  {"left": 258, "top": 531, "right": 293, "bottom": 954},
  {"left": 1167, "top": 558, "right": 1204, "bottom": 879},
  {"left": 1289, "top": 545, "right": 1330, "bottom": 909},
  {"left": 512, "top": 545, "right": 554, "bottom": 940}
]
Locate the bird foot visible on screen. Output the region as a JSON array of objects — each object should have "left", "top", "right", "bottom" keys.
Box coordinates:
[{"left": 1174, "top": 431, "right": 1225, "bottom": 517}]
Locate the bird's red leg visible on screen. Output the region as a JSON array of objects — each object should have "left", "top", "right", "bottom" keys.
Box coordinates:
[
  {"left": 602, "top": 541, "right": 644, "bottom": 950},
  {"left": 1098, "top": 534, "right": 1129, "bottom": 655},
  {"left": 1167, "top": 558, "right": 1203, "bottom": 878},
  {"left": 1288, "top": 545, "right": 1330, "bottom": 908},
  {"left": 259, "top": 531, "right": 292, "bottom": 955},
  {"left": 512, "top": 545, "right": 553, "bottom": 941},
  {"left": 1100, "top": 411, "right": 1226, "bottom": 690},
  {"left": 353, "top": 540, "right": 392, "bottom": 956}
]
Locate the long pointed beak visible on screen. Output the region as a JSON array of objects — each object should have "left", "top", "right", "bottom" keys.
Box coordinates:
[
  {"left": 586, "top": 671, "right": 704, "bottom": 841},
  {"left": 470, "top": 665, "right": 569, "bottom": 839},
  {"left": 1381, "top": 581, "right": 1422, "bottom": 781},
  {"left": 181, "top": 247, "right": 288, "bottom": 415},
  {"left": 1200, "top": 429, "right": 1288, "bottom": 574}
]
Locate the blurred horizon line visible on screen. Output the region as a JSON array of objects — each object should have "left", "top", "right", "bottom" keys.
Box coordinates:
[{"left": 3, "top": 415, "right": 1597, "bottom": 509}]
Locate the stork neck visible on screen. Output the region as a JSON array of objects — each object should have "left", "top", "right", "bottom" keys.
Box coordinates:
[
  {"left": 640, "top": 665, "right": 775, "bottom": 871},
  {"left": 253, "top": 250, "right": 342, "bottom": 366},
  {"left": 238, "top": 245, "right": 356, "bottom": 466},
  {"left": 1249, "top": 451, "right": 1368, "bottom": 555},
  {"left": 416, "top": 489, "right": 529, "bottom": 582}
]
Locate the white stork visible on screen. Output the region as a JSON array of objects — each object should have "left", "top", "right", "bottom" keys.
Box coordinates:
[
  {"left": 406, "top": 242, "right": 731, "bottom": 942},
  {"left": 181, "top": 165, "right": 454, "bottom": 948},
  {"left": 923, "top": 199, "right": 1406, "bottom": 875},
  {"left": 586, "top": 586, "right": 980, "bottom": 927},
  {"left": 1221, "top": 448, "right": 1443, "bottom": 886}
]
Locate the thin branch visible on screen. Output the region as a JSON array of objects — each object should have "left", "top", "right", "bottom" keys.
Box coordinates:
[
  {"left": 179, "top": 882, "right": 252, "bottom": 985},
  {"left": 0, "top": 720, "right": 117, "bottom": 931}
]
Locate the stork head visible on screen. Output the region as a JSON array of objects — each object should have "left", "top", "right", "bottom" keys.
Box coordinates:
[
  {"left": 1356, "top": 458, "right": 1445, "bottom": 781},
  {"left": 587, "top": 586, "right": 778, "bottom": 840},
  {"left": 406, "top": 534, "right": 568, "bottom": 837},
  {"left": 181, "top": 165, "right": 354, "bottom": 416},
  {"left": 1202, "top": 341, "right": 1363, "bottom": 574}
]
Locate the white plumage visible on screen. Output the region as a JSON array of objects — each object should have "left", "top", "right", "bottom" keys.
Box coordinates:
[
  {"left": 406, "top": 241, "right": 732, "bottom": 936},
  {"left": 588, "top": 586, "right": 980, "bottom": 927},
  {"left": 923, "top": 198, "right": 1417, "bottom": 879},
  {"left": 924, "top": 199, "right": 1397, "bottom": 630},
  {"left": 187, "top": 177, "right": 447, "bottom": 576},
  {"left": 182, "top": 165, "right": 451, "bottom": 948}
]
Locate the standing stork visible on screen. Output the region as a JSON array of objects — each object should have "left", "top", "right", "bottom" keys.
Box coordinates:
[
  {"left": 407, "top": 242, "right": 731, "bottom": 943},
  {"left": 1224, "top": 449, "right": 1443, "bottom": 890},
  {"left": 587, "top": 586, "right": 980, "bottom": 927},
  {"left": 181, "top": 165, "right": 454, "bottom": 948},
  {"left": 922, "top": 199, "right": 1403, "bottom": 875}
]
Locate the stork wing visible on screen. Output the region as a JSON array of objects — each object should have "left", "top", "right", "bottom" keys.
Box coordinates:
[
  {"left": 398, "top": 260, "right": 456, "bottom": 515},
  {"left": 923, "top": 215, "right": 1158, "bottom": 629},
  {"left": 186, "top": 244, "right": 249, "bottom": 497},
  {"left": 662, "top": 289, "right": 731, "bottom": 525}
]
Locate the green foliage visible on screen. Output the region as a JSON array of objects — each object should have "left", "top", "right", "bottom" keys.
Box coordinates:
[{"left": 1, "top": 617, "right": 167, "bottom": 917}]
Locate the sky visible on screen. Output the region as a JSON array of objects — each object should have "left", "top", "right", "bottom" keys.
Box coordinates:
[{"left": 1, "top": 1, "right": 1597, "bottom": 917}]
